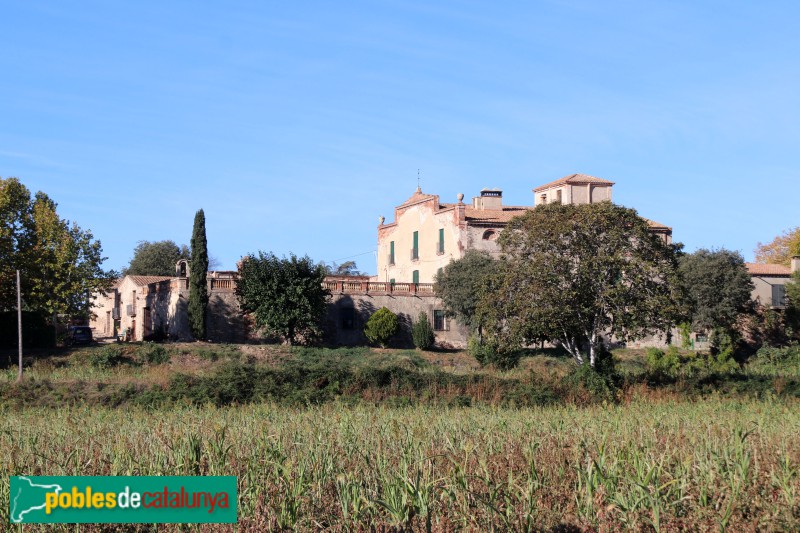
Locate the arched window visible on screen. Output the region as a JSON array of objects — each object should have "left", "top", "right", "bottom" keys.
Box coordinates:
[
  {"left": 176, "top": 259, "right": 189, "bottom": 278},
  {"left": 482, "top": 229, "right": 498, "bottom": 241}
]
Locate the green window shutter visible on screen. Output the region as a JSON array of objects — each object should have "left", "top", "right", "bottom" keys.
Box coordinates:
[
  {"left": 412, "top": 231, "right": 419, "bottom": 259},
  {"left": 438, "top": 228, "right": 444, "bottom": 253},
  {"left": 412, "top": 270, "right": 419, "bottom": 284},
  {"left": 389, "top": 241, "right": 395, "bottom": 264}
]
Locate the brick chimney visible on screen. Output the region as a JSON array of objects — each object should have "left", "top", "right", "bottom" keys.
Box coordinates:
[{"left": 472, "top": 189, "right": 503, "bottom": 210}]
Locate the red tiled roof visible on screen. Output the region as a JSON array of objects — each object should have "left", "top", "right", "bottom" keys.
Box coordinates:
[
  {"left": 441, "top": 203, "right": 671, "bottom": 232},
  {"left": 398, "top": 188, "right": 436, "bottom": 207},
  {"left": 127, "top": 275, "right": 173, "bottom": 286},
  {"left": 746, "top": 263, "right": 792, "bottom": 276},
  {"left": 533, "top": 173, "right": 615, "bottom": 192},
  {"left": 645, "top": 218, "right": 670, "bottom": 230}
]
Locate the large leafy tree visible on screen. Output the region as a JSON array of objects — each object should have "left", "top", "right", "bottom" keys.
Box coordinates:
[
  {"left": 0, "top": 177, "right": 36, "bottom": 309},
  {"left": 678, "top": 249, "right": 754, "bottom": 333},
  {"left": 480, "top": 201, "right": 683, "bottom": 368},
  {"left": 188, "top": 209, "right": 209, "bottom": 340},
  {"left": 755, "top": 227, "right": 800, "bottom": 267},
  {"left": 433, "top": 250, "right": 496, "bottom": 336},
  {"left": 235, "top": 252, "right": 329, "bottom": 345},
  {"left": 123, "top": 240, "right": 190, "bottom": 276},
  {"left": 0, "top": 176, "right": 114, "bottom": 322}
]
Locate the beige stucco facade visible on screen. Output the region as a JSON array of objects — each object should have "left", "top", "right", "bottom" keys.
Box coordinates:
[
  {"left": 90, "top": 275, "right": 190, "bottom": 341},
  {"left": 746, "top": 259, "right": 799, "bottom": 309},
  {"left": 89, "top": 265, "right": 247, "bottom": 342},
  {"left": 377, "top": 190, "right": 469, "bottom": 284}
]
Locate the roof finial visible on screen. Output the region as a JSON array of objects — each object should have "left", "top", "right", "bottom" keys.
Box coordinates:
[{"left": 416, "top": 169, "right": 421, "bottom": 192}]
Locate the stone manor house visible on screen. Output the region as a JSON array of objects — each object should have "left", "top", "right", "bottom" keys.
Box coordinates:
[{"left": 91, "top": 173, "right": 796, "bottom": 347}]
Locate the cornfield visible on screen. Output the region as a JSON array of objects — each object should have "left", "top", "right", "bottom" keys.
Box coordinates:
[{"left": 1, "top": 398, "right": 798, "bottom": 531}]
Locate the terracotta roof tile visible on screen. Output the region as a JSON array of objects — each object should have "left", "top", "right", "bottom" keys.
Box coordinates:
[
  {"left": 645, "top": 218, "right": 670, "bottom": 230},
  {"left": 746, "top": 263, "right": 792, "bottom": 276},
  {"left": 533, "top": 173, "right": 615, "bottom": 192},
  {"left": 398, "top": 188, "right": 436, "bottom": 207},
  {"left": 128, "top": 275, "right": 174, "bottom": 286},
  {"left": 437, "top": 201, "right": 673, "bottom": 233}
]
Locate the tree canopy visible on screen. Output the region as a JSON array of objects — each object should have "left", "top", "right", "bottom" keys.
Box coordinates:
[
  {"left": 123, "top": 240, "right": 190, "bottom": 277},
  {"left": 188, "top": 209, "right": 209, "bottom": 340},
  {"left": 678, "top": 249, "right": 754, "bottom": 333},
  {"left": 0, "top": 176, "right": 114, "bottom": 321},
  {"left": 479, "top": 201, "right": 682, "bottom": 367},
  {"left": 324, "top": 260, "right": 366, "bottom": 276},
  {"left": 434, "top": 250, "right": 496, "bottom": 334},
  {"left": 755, "top": 227, "right": 800, "bottom": 267},
  {"left": 235, "top": 252, "right": 329, "bottom": 345}
]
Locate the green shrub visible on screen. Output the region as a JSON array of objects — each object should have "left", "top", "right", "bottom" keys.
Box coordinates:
[
  {"left": 90, "top": 345, "right": 127, "bottom": 369},
  {"left": 562, "top": 363, "right": 618, "bottom": 403},
  {"left": 137, "top": 342, "right": 171, "bottom": 365},
  {"left": 646, "top": 346, "right": 682, "bottom": 377},
  {"left": 468, "top": 335, "right": 521, "bottom": 370},
  {"left": 364, "top": 307, "right": 398, "bottom": 348},
  {"left": 679, "top": 349, "right": 739, "bottom": 376},
  {"left": 411, "top": 312, "right": 435, "bottom": 350},
  {"left": 678, "top": 323, "right": 692, "bottom": 349},
  {"left": 753, "top": 344, "right": 800, "bottom": 366}
]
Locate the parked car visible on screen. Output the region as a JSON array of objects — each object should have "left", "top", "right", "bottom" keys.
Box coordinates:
[{"left": 66, "top": 326, "right": 93, "bottom": 346}]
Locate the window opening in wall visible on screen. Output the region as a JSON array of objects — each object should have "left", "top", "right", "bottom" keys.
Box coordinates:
[
  {"left": 434, "top": 310, "right": 448, "bottom": 331},
  {"left": 389, "top": 241, "right": 395, "bottom": 265},
  {"left": 482, "top": 229, "right": 498, "bottom": 241},
  {"left": 412, "top": 270, "right": 419, "bottom": 284},
  {"left": 773, "top": 285, "right": 787, "bottom": 307},
  {"left": 540, "top": 194, "right": 547, "bottom": 204},
  {"left": 341, "top": 307, "right": 355, "bottom": 330},
  {"left": 437, "top": 228, "right": 444, "bottom": 254},
  {"left": 411, "top": 231, "right": 419, "bottom": 260},
  {"left": 556, "top": 189, "right": 562, "bottom": 204}
]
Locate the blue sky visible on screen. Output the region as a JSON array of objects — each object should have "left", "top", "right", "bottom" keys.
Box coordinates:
[{"left": 2, "top": 1, "right": 798, "bottom": 274}]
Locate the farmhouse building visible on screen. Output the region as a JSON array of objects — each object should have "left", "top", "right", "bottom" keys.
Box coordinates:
[
  {"left": 746, "top": 257, "right": 800, "bottom": 309},
  {"left": 90, "top": 260, "right": 248, "bottom": 342},
  {"left": 376, "top": 174, "right": 672, "bottom": 284}
]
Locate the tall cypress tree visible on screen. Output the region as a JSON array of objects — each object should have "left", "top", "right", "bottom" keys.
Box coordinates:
[{"left": 188, "top": 209, "right": 209, "bottom": 340}]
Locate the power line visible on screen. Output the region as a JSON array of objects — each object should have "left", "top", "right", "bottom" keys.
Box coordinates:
[{"left": 328, "top": 250, "right": 376, "bottom": 263}]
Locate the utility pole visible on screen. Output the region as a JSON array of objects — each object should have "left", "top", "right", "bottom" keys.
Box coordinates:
[{"left": 16, "top": 269, "right": 23, "bottom": 382}]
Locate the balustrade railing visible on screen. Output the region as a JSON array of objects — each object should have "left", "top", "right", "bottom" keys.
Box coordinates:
[
  {"left": 324, "top": 279, "right": 435, "bottom": 296},
  {"left": 209, "top": 278, "right": 235, "bottom": 290},
  {"left": 209, "top": 277, "right": 436, "bottom": 296}
]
